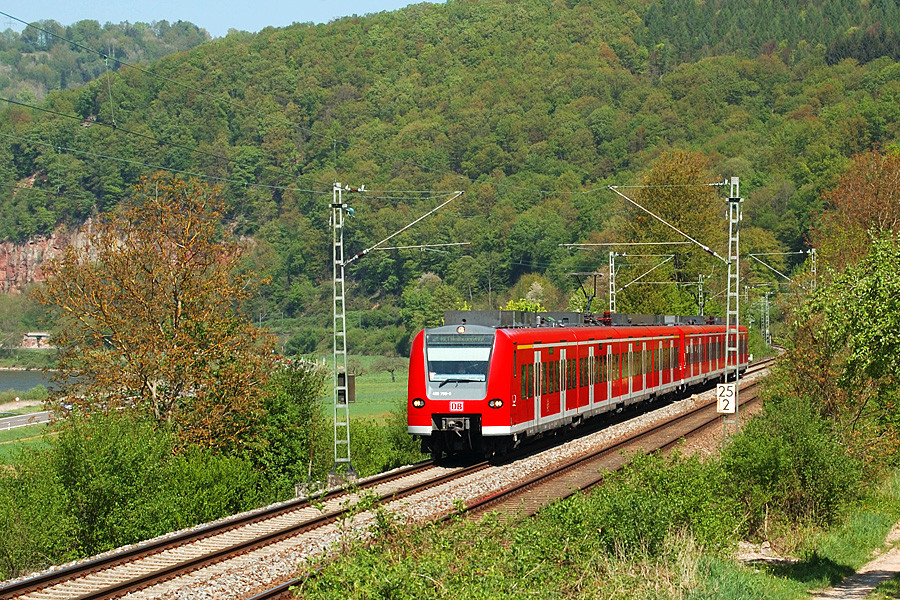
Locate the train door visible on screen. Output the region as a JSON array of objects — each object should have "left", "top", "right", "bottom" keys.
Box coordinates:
[
  {"left": 703, "top": 336, "right": 709, "bottom": 375},
  {"left": 606, "top": 343, "right": 613, "bottom": 404},
  {"left": 641, "top": 340, "right": 647, "bottom": 393},
  {"left": 669, "top": 337, "right": 676, "bottom": 384},
  {"left": 533, "top": 351, "right": 542, "bottom": 427},
  {"left": 560, "top": 347, "right": 567, "bottom": 415},
  {"left": 627, "top": 342, "right": 634, "bottom": 402},
  {"left": 689, "top": 336, "right": 695, "bottom": 379},
  {"left": 588, "top": 345, "right": 595, "bottom": 406}
]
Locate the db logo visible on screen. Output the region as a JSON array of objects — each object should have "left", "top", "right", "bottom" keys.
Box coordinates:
[{"left": 449, "top": 402, "right": 464, "bottom": 412}]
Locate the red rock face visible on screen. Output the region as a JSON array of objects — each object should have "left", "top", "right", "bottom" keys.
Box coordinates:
[{"left": 0, "top": 225, "right": 91, "bottom": 294}]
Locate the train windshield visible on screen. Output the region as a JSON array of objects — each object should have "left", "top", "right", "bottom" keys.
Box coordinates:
[{"left": 425, "top": 333, "right": 494, "bottom": 382}]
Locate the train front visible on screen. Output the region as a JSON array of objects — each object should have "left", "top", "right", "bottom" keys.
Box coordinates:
[{"left": 407, "top": 323, "right": 508, "bottom": 459}]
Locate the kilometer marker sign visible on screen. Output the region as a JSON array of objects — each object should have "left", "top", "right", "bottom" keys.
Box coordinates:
[{"left": 716, "top": 383, "right": 737, "bottom": 414}]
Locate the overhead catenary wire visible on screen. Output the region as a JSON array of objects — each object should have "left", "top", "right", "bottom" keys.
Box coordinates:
[
  {"left": 562, "top": 241, "right": 691, "bottom": 247},
  {"left": 608, "top": 185, "right": 729, "bottom": 264}
]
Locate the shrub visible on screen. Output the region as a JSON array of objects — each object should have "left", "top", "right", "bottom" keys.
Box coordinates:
[
  {"left": 586, "top": 452, "right": 739, "bottom": 555},
  {"left": 252, "top": 360, "right": 329, "bottom": 495},
  {"left": 0, "top": 459, "right": 78, "bottom": 579},
  {"left": 349, "top": 398, "right": 427, "bottom": 478},
  {"left": 0, "top": 411, "right": 271, "bottom": 576},
  {"left": 721, "top": 392, "right": 862, "bottom": 534}
]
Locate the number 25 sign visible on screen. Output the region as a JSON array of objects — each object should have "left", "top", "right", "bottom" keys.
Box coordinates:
[{"left": 716, "top": 383, "right": 737, "bottom": 414}]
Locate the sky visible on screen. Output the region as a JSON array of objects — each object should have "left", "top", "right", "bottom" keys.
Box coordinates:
[{"left": 5, "top": 1, "right": 443, "bottom": 39}]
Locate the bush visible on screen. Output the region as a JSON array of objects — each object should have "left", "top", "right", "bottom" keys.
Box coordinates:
[
  {"left": 0, "top": 412, "right": 270, "bottom": 577},
  {"left": 721, "top": 393, "right": 862, "bottom": 534},
  {"left": 349, "top": 398, "right": 427, "bottom": 478},
  {"left": 0, "top": 459, "right": 79, "bottom": 579},
  {"left": 252, "top": 360, "right": 330, "bottom": 494},
  {"left": 585, "top": 452, "right": 738, "bottom": 555}
]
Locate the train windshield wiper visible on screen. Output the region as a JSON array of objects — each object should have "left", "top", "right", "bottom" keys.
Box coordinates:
[{"left": 438, "top": 377, "right": 481, "bottom": 386}]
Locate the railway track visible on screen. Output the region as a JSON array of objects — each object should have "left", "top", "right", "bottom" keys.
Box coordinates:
[
  {"left": 0, "top": 461, "right": 487, "bottom": 600},
  {"left": 460, "top": 379, "right": 763, "bottom": 520},
  {"left": 257, "top": 361, "right": 772, "bottom": 600},
  {"left": 1, "top": 359, "right": 773, "bottom": 600}
]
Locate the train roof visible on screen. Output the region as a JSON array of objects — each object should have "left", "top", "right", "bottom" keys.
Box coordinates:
[{"left": 442, "top": 310, "right": 722, "bottom": 329}]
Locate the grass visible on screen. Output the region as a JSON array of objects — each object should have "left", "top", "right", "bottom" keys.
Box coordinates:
[
  {"left": 678, "top": 471, "right": 900, "bottom": 599},
  {"left": 0, "top": 386, "right": 50, "bottom": 405},
  {"left": 0, "top": 424, "right": 49, "bottom": 463},
  {"left": 0, "top": 350, "right": 55, "bottom": 370},
  {"left": 871, "top": 575, "right": 900, "bottom": 599},
  {"left": 0, "top": 403, "right": 47, "bottom": 417},
  {"left": 348, "top": 370, "right": 407, "bottom": 422},
  {"left": 310, "top": 355, "right": 409, "bottom": 422}
]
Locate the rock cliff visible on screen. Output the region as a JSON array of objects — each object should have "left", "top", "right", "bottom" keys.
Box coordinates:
[{"left": 0, "top": 226, "right": 90, "bottom": 293}]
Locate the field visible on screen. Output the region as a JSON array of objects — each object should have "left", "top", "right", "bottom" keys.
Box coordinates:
[
  {"left": 319, "top": 355, "right": 410, "bottom": 423},
  {"left": 0, "top": 424, "right": 49, "bottom": 463}
]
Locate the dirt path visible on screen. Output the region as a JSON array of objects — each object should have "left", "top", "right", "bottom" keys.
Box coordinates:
[
  {"left": 809, "top": 523, "right": 900, "bottom": 599},
  {"left": 0, "top": 400, "right": 42, "bottom": 412}
]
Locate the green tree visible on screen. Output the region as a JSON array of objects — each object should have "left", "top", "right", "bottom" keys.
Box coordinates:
[
  {"left": 252, "top": 359, "right": 329, "bottom": 492},
  {"left": 400, "top": 273, "right": 462, "bottom": 333},
  {"left": 616, "top": 150, "right": 724, "bottom": 314},
  {"left": 370, "top": 356, "right": 408, "bottom": 382},
  {"left": 805, "top": 232, "right": 900, "bottom": 448}
]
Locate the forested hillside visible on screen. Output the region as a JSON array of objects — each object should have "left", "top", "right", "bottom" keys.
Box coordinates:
[
  {"left": 0, "top": 18, "right": 210, "bottom": 102},
  {"left": 2, "top": 0, "right": 899, "bottom": 355}
]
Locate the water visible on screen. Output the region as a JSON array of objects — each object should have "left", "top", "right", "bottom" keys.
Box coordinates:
[{"left": 0, "top": 370, "right": 53, "bottom": 392}]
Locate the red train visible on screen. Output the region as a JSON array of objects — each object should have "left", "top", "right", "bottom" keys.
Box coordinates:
[{"left": 407, "top": 311, "right": 748, "bottom": 459}]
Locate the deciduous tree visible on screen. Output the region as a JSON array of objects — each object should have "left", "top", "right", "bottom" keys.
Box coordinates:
[
  {"left": 34, "top": 173, "right": 275, "bottom": 450},
  {"left": 814, "top": 149, "right": 900, "bottom": 269}
]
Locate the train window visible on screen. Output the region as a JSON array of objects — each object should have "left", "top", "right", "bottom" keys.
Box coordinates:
[
  {"left": 553, "top": 361, "right": 559, "bottom": 393},
  {"left": 528, "top": 363, "right": 534, "bottom": 398},
  {"left": 541, "top": 362, "right": 548, "bottom": 395},
  {"left": 550, "top": 361, "right": 556, "bottom": 394},
  {"left": 521, "top": 364, "right": 528, "bottom": 399},
  {"left": 567, "top": 359, "right": 574, "bottom": 390},
  {"left": 425, "top": 332, "right": 494, "bottom": 382},
  {"left": 580, "top": 357, "right": 588, "bottom": 388}
]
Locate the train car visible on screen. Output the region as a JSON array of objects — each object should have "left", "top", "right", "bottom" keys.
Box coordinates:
[{"left": 407, "top": 312, "right": 748, "bottom": 459}]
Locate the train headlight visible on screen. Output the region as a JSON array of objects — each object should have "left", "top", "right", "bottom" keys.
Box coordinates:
[
  {"left": 412, "top": 398, "right": 426, "bottom": 409},
  {"left": 488, "top": 398, "right": 504, "bottom": 409}
]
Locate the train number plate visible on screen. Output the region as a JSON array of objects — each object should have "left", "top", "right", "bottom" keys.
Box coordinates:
[{"left": 449, "top": 402, "right": 464, "bottom": 412}]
